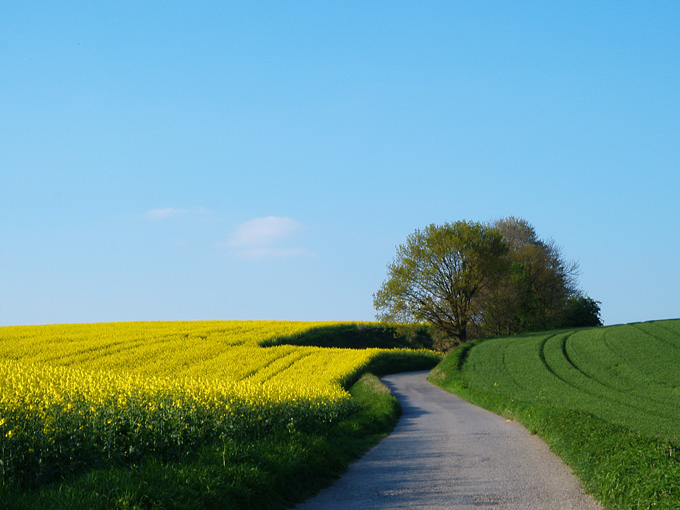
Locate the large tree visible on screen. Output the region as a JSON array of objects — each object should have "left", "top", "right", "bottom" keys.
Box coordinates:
[
  {"left": 373, "top": 220, "right": 508, "bottom": 344},
  {"left": 480, "top": 217, "right": 583, "bottom": 335}
]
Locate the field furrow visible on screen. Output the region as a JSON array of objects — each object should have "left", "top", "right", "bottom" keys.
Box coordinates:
[
  {"left": 0, "top": 320, "right": 441, "bottom": 490},
  {"left": 462, "top": 320, "right": 680, "bottom": 441}
]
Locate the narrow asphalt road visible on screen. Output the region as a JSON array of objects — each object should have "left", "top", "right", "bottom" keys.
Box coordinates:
[{"left": 294, "top": 371, "right": 602, "bottom": 510}]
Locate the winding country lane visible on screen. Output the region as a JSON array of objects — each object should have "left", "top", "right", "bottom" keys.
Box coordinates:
[{"left": 295, "top": 371, "right": 602, "bottom": 510}]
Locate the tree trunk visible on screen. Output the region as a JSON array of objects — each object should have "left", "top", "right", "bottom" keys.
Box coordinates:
[{"left": 458, "top": 323, "right": 467, "bottom": 343}]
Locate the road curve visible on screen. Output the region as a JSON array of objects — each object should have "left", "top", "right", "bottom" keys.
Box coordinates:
[{"left": 294, "top": 371, "right": 602, "bottom": 510}]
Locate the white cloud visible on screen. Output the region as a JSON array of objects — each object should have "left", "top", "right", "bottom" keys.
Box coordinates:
[
  {"left": 228, "top": 216, "right": 304, "bottom": 247},
  {"left": 145, "top": 208, "right": 187, "bottom": 220},
  {"left": 225, "top": 216, "right": 311, "bottom": 259}
]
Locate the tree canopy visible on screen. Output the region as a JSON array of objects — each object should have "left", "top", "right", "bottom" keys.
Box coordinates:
[
  {"left": 374, "top": 217, "right": 601, "bottom": 346},
  {"left": 480, "top": 216, "right": 583, "bottom": 336},
  {"left": 373, "top": 220, "right": 508, "bottom": 343}
]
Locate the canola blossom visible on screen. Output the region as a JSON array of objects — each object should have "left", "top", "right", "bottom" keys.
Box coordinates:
[{"left": 0, "top": 321, "right": 437, "bottom": 487}]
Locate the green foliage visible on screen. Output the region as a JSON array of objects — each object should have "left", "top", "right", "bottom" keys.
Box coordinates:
[
  {"left": 374, "top": 217, "right": 600, "bottom": 344},
  {"left": 373, "top": 220, "right": 508, "bottom": 343},
  {"left": 362, "top": 349, "right": 442, "bottom": 379},
  {"left": 480, "top": 216, "right": 583, "bottom": 335},
  {"left": 429, "top": 319, "right": 680, "bottom": 509},
  {"left": 563, "top": 295, "right": 602, "bottom": 327}
]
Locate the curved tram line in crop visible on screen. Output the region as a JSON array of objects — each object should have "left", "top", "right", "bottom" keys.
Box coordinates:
[{"left": 464, "top": 319, "right": 680, "bottom": 442}]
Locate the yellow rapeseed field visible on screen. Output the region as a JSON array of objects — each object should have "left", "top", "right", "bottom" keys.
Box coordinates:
[{"left": 0, "top": 321, "right": 436, "bottom": 487}]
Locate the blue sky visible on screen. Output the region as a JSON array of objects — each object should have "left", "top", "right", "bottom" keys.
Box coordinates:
[{"left": 2, "top": 1, "right": 678, "bottom": 327}]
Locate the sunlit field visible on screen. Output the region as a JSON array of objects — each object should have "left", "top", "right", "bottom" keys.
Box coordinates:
[
  {"left": 430, "top": 319, "right": 680, "bottom": 509},
  {"left": 461, "top": 319, "right": 680, "bottom": 440},
  {"left": 0, "top": 321, "right": 439, "bottom": 492}
]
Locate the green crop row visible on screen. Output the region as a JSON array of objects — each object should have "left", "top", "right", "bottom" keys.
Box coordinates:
[
  {"left": 430, "top": 318, "right": 680, "bottom": 509},
  {"left": 460, "top": 320, "right": 680, "bottom": 441}
]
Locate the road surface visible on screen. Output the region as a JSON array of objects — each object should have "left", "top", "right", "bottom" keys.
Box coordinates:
[{"left": 295, "top": 371, "right": 602, "bottom": 510}]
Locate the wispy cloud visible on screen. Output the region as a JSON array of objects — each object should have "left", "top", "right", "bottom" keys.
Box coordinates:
[
  {"left": 225, "top": 216, "right": 311, "bottom": 259},
  {"left": 145, "top": 208, "right": 187, "bottom": 220},
  {"left": 228, "top": 217, "right": 303, "bottom": 247}
]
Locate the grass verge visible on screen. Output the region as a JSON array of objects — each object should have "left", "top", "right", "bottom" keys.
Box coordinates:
[
  {"left": 0, "top": 373, "right": 399, "bottom": 510},
  {"left": 428, "top": 342, "right": 680, "bottom": 510}
]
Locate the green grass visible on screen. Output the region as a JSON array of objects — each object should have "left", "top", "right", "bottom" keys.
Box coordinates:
[
  {"left": 429, "top": 319, "right": 680, "bottom": 509},
  {"left": 0, "top": 373, "right": 401, "bottom": 510}
]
